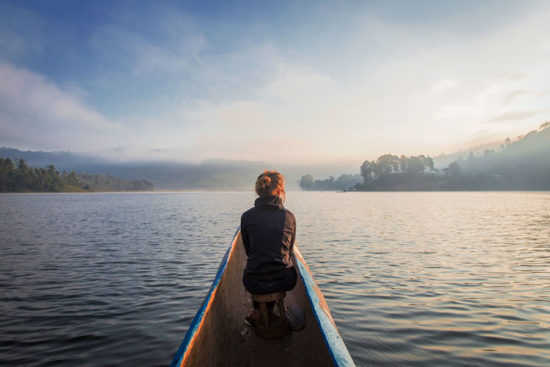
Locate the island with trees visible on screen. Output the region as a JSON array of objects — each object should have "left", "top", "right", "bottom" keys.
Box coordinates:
[
  {"left": 299, "top": 173, "right": 363, "bottom": 191},
  {"left": 0, "top": 158, "right": 154, "bottom": 193},
  {"left": 300, "top": 121, "right": 550, "bottom": 191}
]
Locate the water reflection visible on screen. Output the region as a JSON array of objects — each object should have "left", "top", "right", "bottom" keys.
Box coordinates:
[
  {"left": 289, "top": 192, "right": 550, "bottom": 366},
  {"left": 1, "top": 192, "right": 549, "bottom": 366}
]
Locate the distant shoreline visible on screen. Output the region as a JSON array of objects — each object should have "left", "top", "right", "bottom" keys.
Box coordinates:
[{"left": 2, "top": 189, "right": 549, "bottom": 195}]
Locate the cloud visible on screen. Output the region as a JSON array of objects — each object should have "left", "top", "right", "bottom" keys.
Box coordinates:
[
  {"left": 0, "top": 62, "right": 120, "bottom": 129},
  {"left": 431, "top": 79, "right": 457, "bottom": 94},
  {"left": 501, "top": 89, "right": 533, "bottom": 106},
  {"left": 508, "top": 72, "right": 530, "bottom": 81},
  {"left": 90, "top": 24, "right": 209, "bottom": 77},
  {"left": 501, "top": 89, "right": 550, "bottom": 106},
  {"left": 3, "top": 1, "right": 550, "bottom": 163},
  {"left": 0, "top": 62, "right": 125, "bottom": 150},
  {"left": 490, "top": 110, "right": 546, "bottom": 123}
]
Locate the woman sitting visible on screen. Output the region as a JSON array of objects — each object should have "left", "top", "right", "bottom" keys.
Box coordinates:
[{"left": 240, "top": 170, "right": 297, "bottom": 324}]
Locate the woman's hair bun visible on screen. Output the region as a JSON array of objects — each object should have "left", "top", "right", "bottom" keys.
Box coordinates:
[
  {"left": 255, "top": 170, "right": 284, "bottom": 198},
  {"left": 259, "top": 176, "right": 271, "bottom": 187}
]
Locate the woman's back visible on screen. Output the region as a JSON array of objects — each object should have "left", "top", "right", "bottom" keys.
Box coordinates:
[
  {"left": 241, "top": 171, "right": 297, "bottom": 295},
  {"left": 241, "top": 195, "right": 295, "bottom": 280}
]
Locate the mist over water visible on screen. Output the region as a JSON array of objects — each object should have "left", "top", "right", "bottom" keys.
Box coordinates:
[{"left": 1, "top": 192, "right": 549, "bottom": 366}]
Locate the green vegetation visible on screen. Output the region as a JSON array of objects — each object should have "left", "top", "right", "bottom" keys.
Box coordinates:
[
  {"left": 299, "top": 173, "right": 362, "bottom": 191},
  {"left": 0, "top": 158, "right": 154, "bottom": 193},
  {"left": 357, "top": 154, "right": 435, "bottom": 190},
  {"left": 300, "top": 122, "right": 550, "bottom": 191}
]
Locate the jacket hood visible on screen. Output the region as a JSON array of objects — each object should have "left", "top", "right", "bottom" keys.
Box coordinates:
[{"left": 254, "top": 195, "right": 284, "bottom": 210}]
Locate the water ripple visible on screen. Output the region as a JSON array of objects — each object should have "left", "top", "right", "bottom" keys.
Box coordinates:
[{"left": 1, "top": 191, "right": 550, "bottom": 366}]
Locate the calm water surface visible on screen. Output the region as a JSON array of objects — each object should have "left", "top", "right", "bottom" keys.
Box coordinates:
[{"left": 1, "top": 192, "right": 549, "bottom": 366}]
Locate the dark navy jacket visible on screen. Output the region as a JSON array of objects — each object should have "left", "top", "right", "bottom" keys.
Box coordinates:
[{"left": 241, "top": 195, "right": 297, "bottom": 294}]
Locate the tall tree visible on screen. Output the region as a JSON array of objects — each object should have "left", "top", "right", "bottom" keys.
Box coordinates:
[
  {"left": 405, "top": 156, "right": 425, "bottom": 174},
  {"left": 376, "top": 154, "right": 400, "bottom": 175},
  {"left": 360, "top": 161, "right": 374, "bottom": 183}
]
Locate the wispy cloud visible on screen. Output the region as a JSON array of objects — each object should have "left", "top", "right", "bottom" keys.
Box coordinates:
[
  {"left": 0, "top": 63, "right": 119, "bottom": 129},
  {"left": 490, "top": 110, "right": 546, "bottom": 123},
  {"left": 508, "top": 72, "right": 530, "bottom": 81},
  {"left": 501, "top": 89, "right": 550, "bottom": 106},
  {"left": 90, "top": 24, "right": 209, "bottom": 77},
  {"left": 0, "top": 62, "right": 125, "bottom": 151},
  {"left": 431, "top": 79, "right": 457, "bottom": 94},
  {"left": 2, "top": 1, "right": 550, "bottom": 162}
]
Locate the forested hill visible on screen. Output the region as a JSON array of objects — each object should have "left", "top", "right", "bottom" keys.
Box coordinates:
[
  {"left": 0, "top": 148, "right": 272, "bottom": 190},
  {"left": 300, "top": 122, "right": 550, "bottom": 191},
  {"left": 0, "top": 158, "right": 154, "bottom": 193},
  {"left": 455, "top": 122, "right": 550, "bottom": 190}
]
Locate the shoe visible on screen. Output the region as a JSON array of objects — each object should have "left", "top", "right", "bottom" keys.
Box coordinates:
[
  {"left": 286, "top": 304, "right": 306, "bottom": 331},
  {"left": 244, "top": 316, "right": 255, "bottom": 327}
]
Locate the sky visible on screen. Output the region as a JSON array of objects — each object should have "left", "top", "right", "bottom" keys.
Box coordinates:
[{"left": 1, "top": 0, "right": 550, "bottom": 166}]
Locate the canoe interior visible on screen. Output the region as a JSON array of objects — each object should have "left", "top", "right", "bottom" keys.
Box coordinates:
[{"left": 177, "top": 231, "right": 336, "bottom": 367}]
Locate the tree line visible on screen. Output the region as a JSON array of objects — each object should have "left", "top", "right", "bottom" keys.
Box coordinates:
[
  {"left": 360, "top": 154, "right": 434, "bottom": 183},
  {"left": 441, "top": 122, "right": 550, "bottom": 190},
  {"left": 299, "top": 155, "right": 436, "bottom": 191},
  {"left": 299, "top": 121, "right": 550, "bottom": 191},
  {"left": 299, "top": 173, "right": 362, "bottom": 191},
  {"left": 0, "top": 157, "right": 154, "bottom": 193}
]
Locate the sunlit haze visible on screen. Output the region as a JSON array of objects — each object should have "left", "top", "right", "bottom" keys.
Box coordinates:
[{"left": 1, "top": 0, "right": 550, "bottom": 165}]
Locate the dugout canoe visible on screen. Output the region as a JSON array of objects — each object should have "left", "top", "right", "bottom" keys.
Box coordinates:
[{"left": 170, "top": 228, "right": 355, "bottom": 367}]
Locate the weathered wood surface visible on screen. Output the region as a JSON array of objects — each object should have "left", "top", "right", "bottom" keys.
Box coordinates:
[{"left": 171, "top": 231, "right": 354, "bottom": 367}]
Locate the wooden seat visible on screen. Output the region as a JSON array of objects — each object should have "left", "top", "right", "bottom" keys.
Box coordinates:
[{"left": 251, "top": 292, "right": 291, "bottom": 339}]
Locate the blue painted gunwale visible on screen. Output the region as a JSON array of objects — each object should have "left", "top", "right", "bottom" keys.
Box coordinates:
[
  {"left": 169, "top": 227, "right": 355, "bottom": 366},
  {"left": 293, "top": 247, "right": 355, "bottom": 366},
  {"left": 169, "top": 227, "right": 240, "bottom": 367}
]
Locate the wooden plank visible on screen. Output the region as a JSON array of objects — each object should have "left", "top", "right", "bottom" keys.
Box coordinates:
[{"left": 170, "top": 228, "right": 355, "bottom": 366}]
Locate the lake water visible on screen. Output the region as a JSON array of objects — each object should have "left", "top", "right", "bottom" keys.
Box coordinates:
[{"left": 1, "top": 192, "right": 550, "bottom": 366}]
